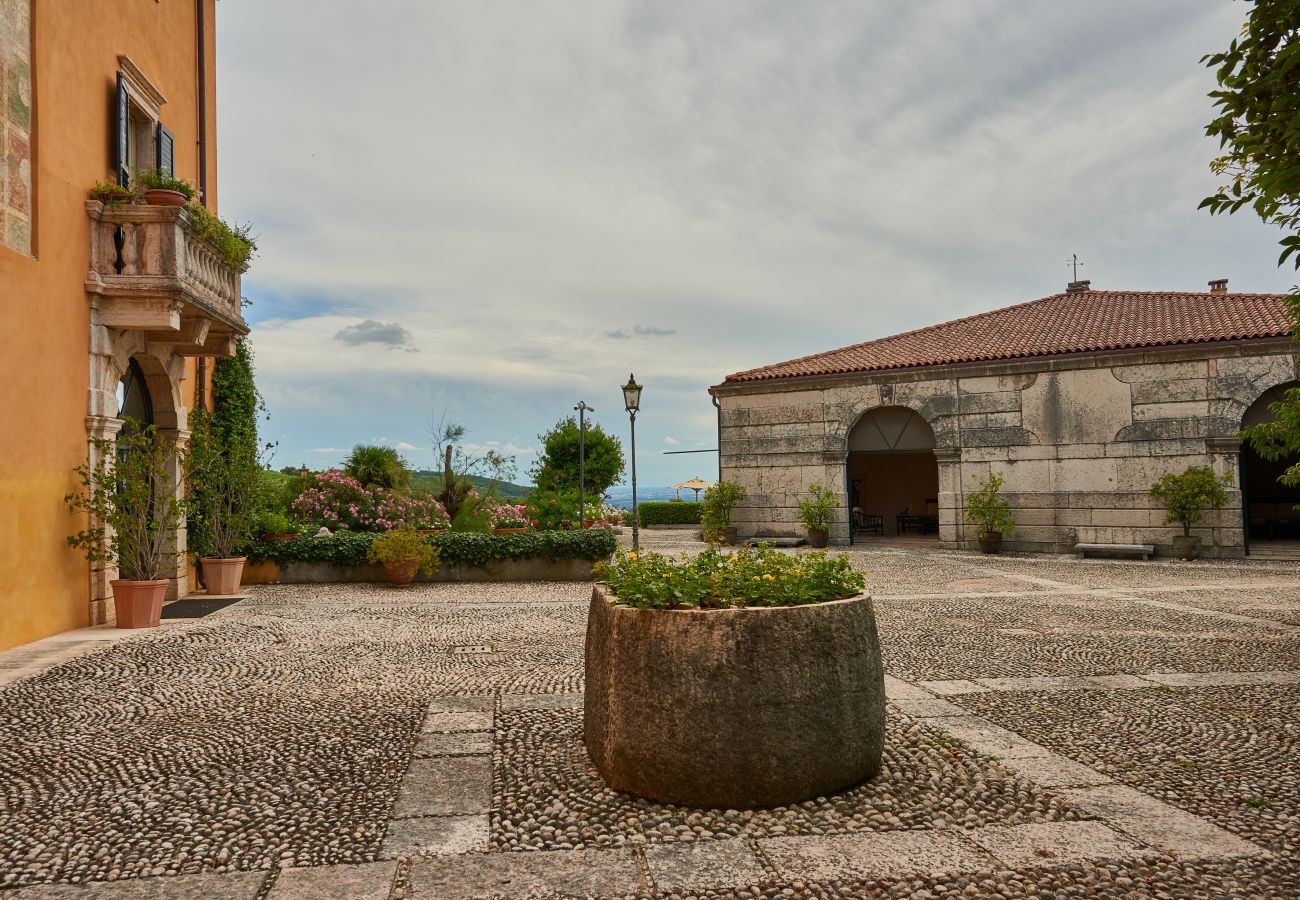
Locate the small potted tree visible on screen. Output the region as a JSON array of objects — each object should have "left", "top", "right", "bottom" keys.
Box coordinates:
[
  {"left": 186, "top": 411, "right": 263, "bottom": 595},
  {"left": 1150, "top": 466, "right": 1232, "bottom": 560},
  {"left": 65, "top": 421, "right": 186, "bottom": 628},
  {"left": 701, "top": 481, "right": 746, "bottom": 545},
  {"left": 965, "top": 472, "right": 1016, "bottom": 553},
  {"left": 799, "top": 483, "right": 839, "bottom": 548},
  {"left": 135, "top": 167, "right": 197, "bottom": 207},
  {"left": 367, "top": 528, "right": 441, "bottom": 585}
]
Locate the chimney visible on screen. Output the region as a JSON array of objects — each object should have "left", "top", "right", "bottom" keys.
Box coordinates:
[
  {"left": 1209, "top": 278, "right": 1228, "bottom": 294},
  {"left": 1066, "top": 279, "right": 1091, "bottom": 293}
]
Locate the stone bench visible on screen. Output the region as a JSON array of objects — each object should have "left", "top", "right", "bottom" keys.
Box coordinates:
[{"left": 1075, "top": 542, "right": 1155, "bottom": 561}]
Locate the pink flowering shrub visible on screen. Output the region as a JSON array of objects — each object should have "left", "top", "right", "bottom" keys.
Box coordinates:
[
  {"left": 291, "top": 469, "right": 450, "bottom": 532},
  {"left": 481, "top": 499, "right": 530, "bottom": 529}
]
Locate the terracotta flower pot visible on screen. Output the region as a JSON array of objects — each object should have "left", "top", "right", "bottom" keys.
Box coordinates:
[
  {"left": 493, "top": 527, "right": 528, "bottom": 534},
  {"left": 417, "top": 528, "right": 447, "bottom": 536},
  {"left": 384, "top": 558, "right": 420, "bottom": 586},
  {"left": 978, "top": 532, "right": 1003, "bottom": 554},
  {"left": 110, "top": 579, "right": 168, "bottom": 629},
  {"left": 806, "top": 528, "right": 829, "bottom": 549},
  {"left": 143, "top": 188, "right": 187, "bottom": 207},
  {"left": 200, "top": 556, "right": 246, "bottom": 595},
  {"left": 261, "top": 533, "right": 298, "bottom": 542}
]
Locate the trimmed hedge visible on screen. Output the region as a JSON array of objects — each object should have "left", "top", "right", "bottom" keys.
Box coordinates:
[
  {"left": 637, "top": 501, "right": 703, "bottom": 527},
  {"left": 250, "top": 529, "right": 617, "bottom": 568}
]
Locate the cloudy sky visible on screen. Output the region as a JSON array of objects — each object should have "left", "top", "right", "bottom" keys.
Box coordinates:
[{"left": 216, "top": 1, "right": 1289, "bottom": 486}]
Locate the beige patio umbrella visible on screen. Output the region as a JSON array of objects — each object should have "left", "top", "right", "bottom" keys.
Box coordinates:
[{"left": 671, "top": 476, "right": 714, "bottom": 501}]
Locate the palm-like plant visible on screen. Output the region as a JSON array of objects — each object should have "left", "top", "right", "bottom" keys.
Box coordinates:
[{"left": 343, "top": 444, "right": 411, "bottom": 490}]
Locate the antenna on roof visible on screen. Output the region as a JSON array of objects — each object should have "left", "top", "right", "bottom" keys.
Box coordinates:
[{"left": 1065, "top": 253, "right": 1090, "bottom": 293}]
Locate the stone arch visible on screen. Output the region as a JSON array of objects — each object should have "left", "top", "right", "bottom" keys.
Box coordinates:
[
  {"left": 846, "top": 405, "right": 941, "bottom": 541},
  {"left": 1240, "top": 381, "right": 1300, "bottom": 549}
]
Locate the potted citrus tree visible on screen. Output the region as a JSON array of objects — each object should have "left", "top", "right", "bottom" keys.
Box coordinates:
[
  {"left": 65, "top": 420, "right": 186, "bottom": 628},
  {"left": 367, "top": 527, "right": 441, "bottom": 585},
  {"left": 701, "top": 481, "right": 746, "bottom": 545},
  {"left": 799, "top": 483, "right": 838, "bottom": 548},
  {"left": 186, "top": 410, "right": 263, "bottom": 595},
  {"left": 965, "top": 472, "right": 1015, "bottom": 553},
  {"left": 1150, "top": 466, "right": 1231, "bottom": 560}
]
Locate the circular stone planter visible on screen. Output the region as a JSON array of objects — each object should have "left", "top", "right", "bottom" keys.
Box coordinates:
[{"left": 583, "top": 586, "right": 885, "bottom": 809}]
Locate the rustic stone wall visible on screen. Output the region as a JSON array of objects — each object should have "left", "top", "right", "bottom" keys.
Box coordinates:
[{"left": 713, "top": 340, "right": 1299, "bottom": 557}]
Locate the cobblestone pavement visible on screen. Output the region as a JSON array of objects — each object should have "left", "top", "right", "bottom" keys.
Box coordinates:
[{"left": 1, "top": 542, "right": 1298, "bottom": 898}]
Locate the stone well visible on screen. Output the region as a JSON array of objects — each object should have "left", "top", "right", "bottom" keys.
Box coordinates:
[{"left": 583, "top": 586, "right": 885, "bottom": 809}]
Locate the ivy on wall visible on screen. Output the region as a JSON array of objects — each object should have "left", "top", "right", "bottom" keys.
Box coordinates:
[{"left": 209, "top": 338, "right": 264, "bottom": 456}]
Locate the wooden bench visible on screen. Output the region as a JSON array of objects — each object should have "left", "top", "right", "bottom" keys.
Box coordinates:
[{"left": 1075, "top": 542, "right": 1155, "bottom": 561}]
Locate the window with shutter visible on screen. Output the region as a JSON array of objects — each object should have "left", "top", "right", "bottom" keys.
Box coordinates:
[
  {"left": 116, "top": 73, "right": 131, "bottom": 187},
  {"left": 155, "top": 124, "right": 175, "bottom": 177}
]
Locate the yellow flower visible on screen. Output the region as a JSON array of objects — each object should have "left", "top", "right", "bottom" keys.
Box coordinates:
[
  {"left": 762, "top": 574, "right": 775, "bottom": 582},
  {"left": 752, "top": 576, "right": 760, "bottom": 582},
  {"left": 626, "top": 551, "right": 638, "bottom": 561}
]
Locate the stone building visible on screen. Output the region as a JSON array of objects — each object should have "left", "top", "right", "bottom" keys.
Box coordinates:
[
  {"left": 0, "top": 1, "right": 247, "bottom": 651},
  {"left": 710, "top": 282, "right": 1299, "bottom": 557}
]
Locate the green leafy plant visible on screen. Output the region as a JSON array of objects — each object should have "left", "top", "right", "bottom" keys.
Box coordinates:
[
  {"left": 250, "top": 529, "right": 617, "bottom": 568},
  {"left": 431, "top": 414, "right": 518, "bottom": 522},
  {"left": 636, "top": 500, "right": 704, "bottom": 528},
  {"left": 701, "top": 481, "right": 746, "bottom": 542},
  {"left": 367, "top": 527, "right": 441, "bottom": 576},
  {"left": 1150, "top": 466, "right": 1232, "bottom": 536},
  {"left": 798, "top": 483, "right": 839, "bottom": 532},
  {"left": 89, "top": 179, "right": 137, "bottom": 204},
  {"left": 964, "top": 472, "right": 1016, "bottom": 538},
  {"left": 596, "top": 546, "right": 864, "bottom": 610},
  {"left": 257, "top": 510, "right": 297, "bottom": 536},
  {"left": 343, "top": 444, "right": 411, "bottom": 490},
  {"left": 530, "top": 416, "right": 626, "bottom": 496},
  {"left": 184, "top": 201, "right": 257, "bottom": 271},
  {"left": 186, "top": 408, "right": 265, "bottom": 559},
  {"left": 135, "top": 167, "right": 197, "bottom": 199},
  {"left": 65, "top": 420, "right": 186, "bottom": 581}
]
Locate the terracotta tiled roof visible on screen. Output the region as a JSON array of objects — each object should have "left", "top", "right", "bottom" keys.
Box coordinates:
[{"left": 721, "top": 290, "right": 1292, "bottom": 384}]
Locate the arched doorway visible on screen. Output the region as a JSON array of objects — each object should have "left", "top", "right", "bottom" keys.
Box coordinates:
[
  {"left": 116, "top": 358, "right": 154, "bottom": 427},
  {"left": 1241, "top": 382, "right": 1300, "bottom": 549},
  {"left": 846, "top": 406, "right": 939, "bottom": 541}
]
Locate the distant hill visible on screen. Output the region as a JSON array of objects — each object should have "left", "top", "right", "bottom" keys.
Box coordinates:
[{"left": 411, "top": 471, "right": 531, "bottom": 499}]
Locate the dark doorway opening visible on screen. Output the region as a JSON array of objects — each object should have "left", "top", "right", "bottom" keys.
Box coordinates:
[
  {"left": 1242, "top": 383, "right": 1300, "bottom": 552},
  {"left": 846, "top": 407, "right": 939, "bottom": 541}
]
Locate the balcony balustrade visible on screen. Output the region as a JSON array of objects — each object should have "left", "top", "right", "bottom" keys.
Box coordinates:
[{"left": 84, "top": 201, "right": 249, "bottom": 357}]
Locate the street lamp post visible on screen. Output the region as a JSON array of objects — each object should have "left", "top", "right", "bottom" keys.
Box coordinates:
[
  {"left": 622, "top": 374, "right": 642, "bottom": 550},
  {"left": 574, "top": 401, "right": 593, "bottom": 528}
]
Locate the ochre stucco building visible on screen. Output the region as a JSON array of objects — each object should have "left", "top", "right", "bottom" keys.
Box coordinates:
[
  {"left": 711, "top": 282, "right": 1299, "bottom": 558},
  {"left": 0, "top": 1, "right": 247, "bottom": 651}
]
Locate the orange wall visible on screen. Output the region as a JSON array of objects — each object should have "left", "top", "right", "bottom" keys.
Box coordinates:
[{"left": 0, "top": 1, "right": 218, "bottom": 651}]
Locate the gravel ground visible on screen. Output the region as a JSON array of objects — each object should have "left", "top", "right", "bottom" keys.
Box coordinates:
[
  {"left": 874, "top": 592, "right": 1300, "bottom": 680},
  {"left": 951, "top": 684, "right": 1300, "bottom": 857},
  {"left": 1123, "top": 586, "right": 1300, "bottom": 626},
  {"left": 492, "top": 707, "right": 1079, "bottom": 851}
]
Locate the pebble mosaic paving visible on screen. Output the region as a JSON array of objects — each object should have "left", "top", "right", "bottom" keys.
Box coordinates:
[{"left": 0, "top": 540, "right": 1296, "bottom": 897}]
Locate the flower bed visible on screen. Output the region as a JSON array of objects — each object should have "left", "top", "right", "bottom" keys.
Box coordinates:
[
  {"left": 290, "top": 470, "right": 449, "bottom": 532},
  {"left": 596, "top": 547, "right": 865, "bottom": 610},
  {"left": 244, "top": 529, "right": 617, "bottom": 584}
]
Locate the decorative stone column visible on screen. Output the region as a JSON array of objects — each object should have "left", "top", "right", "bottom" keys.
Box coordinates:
[
  {"left": 84, "top": 414, "right": 124, "bottom": 625},
  {"left": 157, "top": 427, "right": 192, "bottom": 599},
  {"left": 934, "top": 447, "right": 963, "bottom": 548},
  {"left": 1206, "top": 436, "right": 1245, "bottom": 557}
]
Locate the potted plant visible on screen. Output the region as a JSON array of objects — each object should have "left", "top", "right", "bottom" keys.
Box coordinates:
[
  {"left": 65, "top": 420, "right": 186, "bottom": 628},
  {"left": 586, "top": 547, "right": 883, "bottom": 808},
  {"left": 185, "top": 410, "right": 263, "bottom": 595},
  {"left": 701, "top": 481, "right": 746, "bottom": 545},
  {"left": 135, "top": 167, "right": 197, "bottom": 207},
  {"left": 798, "top": 483, "right": 839, "bottom": 548},
  {"left": 258, "top": 511, "right": 299, "bottom": 542},
  {"left": 1150, "top": 466, "right": 1232, "bottom": 560},
  {"left": 367, "top": 527, "right": 441, "bottom": 586},
  {"left": 487, "top": 500, "right": 531, "bottom": 534},
  {"left": 965, "top": 472, "right": 1016, "bottom": 553},
  {"left": 88, "top": 179, "right": 137, "bottom": 205}
]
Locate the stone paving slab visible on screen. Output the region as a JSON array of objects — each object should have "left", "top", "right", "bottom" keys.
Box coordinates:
[
  {"left": 887, "top": 696, "right": 969, "bottom": 717},
  {"left": 427, "top": 697, "right": 495, "bottom": 713},
  {"left": 1136, "top": 669, "right": 1300, "bottom": 687},
  {"left": 407, "top": 848, "right": 642, "bottom": 899},
  {"left": 415, "top": 731, "right": 492, "bottom": 756},
  {"left": 761, "top": 830, "right": 995, "bottom": 881},
  {"left": 926, "top": 716, "right": 1053, "bottom": 759},
  {"left": 883, "top": 673, "right": 933, "bottom": 700},
  {"left": 10, "top": 872, "right": 266, "bottom": 899},
  {"left": 918, "top": 679, "right": 986, "bottom": 696},
  {"left": 268, "top": 861, "right": 396, "bottom": 899},
  {"left": 422, "top": 710, "right": 493, "bottom": 733},
  {"left": 381, "top": 814, "right": 489, "bottom": 858},
  {"left": 1058, "top": 784, "right": 1268, "bottom": 860},
  {"left": 498, "top": 693, "right": 583, "bottom": 710},
  {"left": 964, "top": 820, "right": 1157, "bottom": 868},
  {"left": 997, "top": 753, "right": 1114, "bottom": 789},
  {"left": 974, "top": 674, "right": 1154, "bottom": 692},
  {"left": 392, "top": 756, "right": 491, "bottom": 817},
  {"left": 643, "top": 838, "right": 768, "bottom": 893}
]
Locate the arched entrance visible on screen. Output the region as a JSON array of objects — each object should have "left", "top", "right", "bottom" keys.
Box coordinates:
[
  {"left": 1241, "top": 382, "right": 1300, "bottom": 549},
  {"left": 846, "top": 406, "right": 939, "bottom": 542},
  {"left": 116, "top": 357, "right": 154, "bottom": 426}
]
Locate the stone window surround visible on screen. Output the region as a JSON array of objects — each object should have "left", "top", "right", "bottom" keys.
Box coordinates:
[{"left": 116, "top": 55, "right": 166, "bottom": 180}]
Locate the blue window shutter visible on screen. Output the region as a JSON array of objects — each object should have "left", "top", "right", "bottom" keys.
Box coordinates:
[
  {"left": 116, "top": 73, "right": 130, "bottom": 186},
  {"left": 156, "top": 123, "right": 175, "bottom": 177}
]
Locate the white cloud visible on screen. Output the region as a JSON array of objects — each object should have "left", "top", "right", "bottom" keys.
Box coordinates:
[
  {"left": 308, "top": 447, "right": 344, "bottom": 454},
  {"left": 663, "top": 436, "right": 681, "bottom": 446}
]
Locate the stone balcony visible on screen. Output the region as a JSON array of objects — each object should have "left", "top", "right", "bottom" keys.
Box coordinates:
[{"left": 84, "top": 201, "right": 249, "bottom": 357}]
